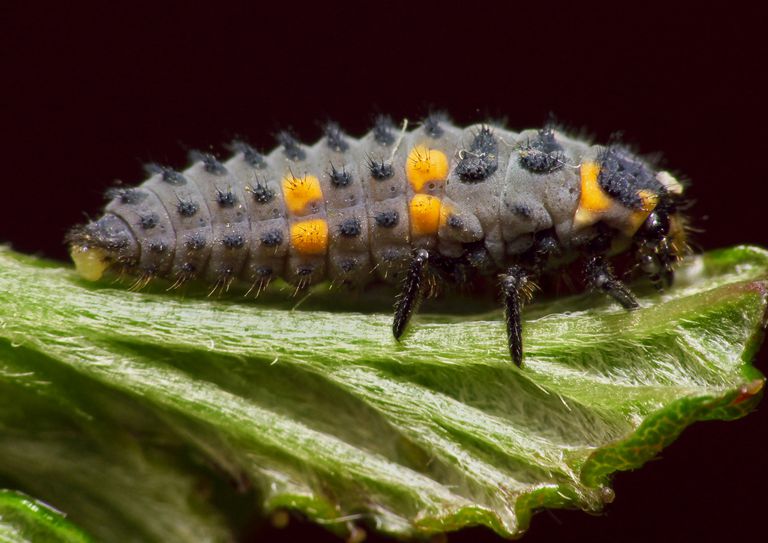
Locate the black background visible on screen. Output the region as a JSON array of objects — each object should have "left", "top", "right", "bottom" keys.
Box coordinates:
[{"left": 1, "top": 1, "right": 767, "bottom": 542}]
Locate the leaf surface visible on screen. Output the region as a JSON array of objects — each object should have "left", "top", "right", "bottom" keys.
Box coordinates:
[{"left": 0, "top": 246, "right": 765, "bottom": 541}]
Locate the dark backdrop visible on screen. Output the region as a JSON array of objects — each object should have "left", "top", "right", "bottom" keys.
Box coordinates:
[{"left": 1, "top": 2, "right": 766, "bottom": 542}]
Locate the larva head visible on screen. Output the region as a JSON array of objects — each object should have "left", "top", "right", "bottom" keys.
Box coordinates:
[
  {"left": 634, "top": 185, "right": 688, "bottom": 286},
  {"left": 66, "top": 214, "right": 139, "bottom": 281},
  {"left": 574, "top": 146, "right": 688, "bottom": 282},
  {"left": 575, "top": 146, "right": 683, "bottom": 228}
]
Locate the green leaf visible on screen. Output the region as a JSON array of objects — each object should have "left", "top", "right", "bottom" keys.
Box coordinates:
[
  {"left": 0, "top": 490, "right": 93, "bottom": 543},
  {"left": 0, "top": 245, "right": 765, "bottom": 541}
]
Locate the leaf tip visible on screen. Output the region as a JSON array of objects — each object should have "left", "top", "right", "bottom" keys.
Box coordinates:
[
  {"left": 732, "top": 378, "right": 765, "bottom": 405},
  {"left": 600, "top": 486, "right": 616, "bottom": 504}
]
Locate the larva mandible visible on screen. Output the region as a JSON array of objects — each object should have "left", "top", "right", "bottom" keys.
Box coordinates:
[{"left": 67, "top": 114, "right": 688, "bottom": 364}]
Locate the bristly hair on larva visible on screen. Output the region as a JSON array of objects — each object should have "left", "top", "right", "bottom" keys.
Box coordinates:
[{"left": 66, "top": 113, "right": 690, "bottom": 365}]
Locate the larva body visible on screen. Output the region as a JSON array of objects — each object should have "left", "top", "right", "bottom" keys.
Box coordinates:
[{"left": 68, "top": 115, "right": 687, "bottom": 364}]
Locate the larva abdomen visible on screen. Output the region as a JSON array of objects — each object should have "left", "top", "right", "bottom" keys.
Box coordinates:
[{"left": 70, "top": 113, "right": 684, "bottom": 302}]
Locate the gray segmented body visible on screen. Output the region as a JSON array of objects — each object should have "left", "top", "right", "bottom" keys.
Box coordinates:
[{"left": 76, "top": 117, "right": 673, "bottom": 291}]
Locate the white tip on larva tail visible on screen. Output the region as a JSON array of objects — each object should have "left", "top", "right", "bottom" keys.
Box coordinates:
[{"left": 70, "top": 245, "right": 109, "bottom": 281}]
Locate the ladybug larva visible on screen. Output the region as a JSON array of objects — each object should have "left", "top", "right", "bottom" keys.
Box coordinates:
[{"left": 67, "top": 114, "right": 688, "bottom": 365}]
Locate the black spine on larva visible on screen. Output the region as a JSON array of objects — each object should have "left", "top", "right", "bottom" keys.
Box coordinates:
[
  {"left": 105, "top": 187, "right": 148, "bottom": 205},
  {"left": 297, "top": 265, "right": 314, "bottom": 276},
  {"left": 260, "top": 229, "right": 283, "bottom": 247},
  {"left": 254, "top": 265, "right": 272, "bottom": 277},
  {"left": 456, "top": 126, "right": 499, "bottom": 182},
  {"left": 249, "top": 179, "right": 275, "bottom": 203},
  {"left": 375, "top": 210, "right": 399, "bottom": 228},
  {"left": 215, "top": 188, "right": 236, "bottom": 207},
  {"left": 519, "top": 127, "right": 565, "bottom": 173},
  {"left": 597, "top": 146, "right": 665, "bottom": 209},
  {"left": 177, "top": 199, "right": 199, "bottom": 217},
  {"left": 189, "top": 151, "right": 228, "bottom": 175},
  {"left": 329, "top": 164, "right": 352, "bottom": 187},
  {"left": 277, "top": 131, "right": 306, "bottom": 161},
  {"left": 323, "top": 121, "right": 349, "bottom": 152},
  {"left": 368, "top": 158, "right": 394, "bottom": 180},
  {"left": 447, "top": 215, "right": 464, "bottom": 229},
  {"left": 423, "top": 112, "right": 448, "bottom": 138},
  {"left": 372, "top": 115, "right": 396, "bottom": 145},
  {"left": 227, "top": 140, "right": 266, "bottom": 169},
  {"left": 144, "top": 163, "right": 187, "bottom": 185},
  {"left": 340, "top": 258, "right": 357, "bottom": 273},
  {"left": 185, "top": 233, "right": 207, "bottom": 251},
  {"left": 510, "top": 203, "right": 533, "bottom": 219},
  {"left": 339, "top": 217, "right": 362, "bottom": 237},
  {"left": 139, "top": 213, "right": 158, "bottom": 230},
  {"left": 222, "top": 233, "right": 245, "bottom": 249}
]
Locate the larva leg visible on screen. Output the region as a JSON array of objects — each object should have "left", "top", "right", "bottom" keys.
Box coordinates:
[
  {"left": 636, "top": 210, "right": 677, "bottom": 290},
  {"left": 585, "top": 255, "right": 639, "bottom": 309},
  {"left": 656, "top": 237, "right": 677, "bottom": 287},
  {"left": 392, "top": 249, "right": 430, "bottom": 340},
  {"left": 498, "top": 232, "right": 559, "bottom": 366},
  {"left": 637, "top": 248, "right": 672, "bottom": 292},
  {"left": 637, "top": 250, "right": 665, "bottom": 292},
  {"left": 500, "top": 265, "right": 531, "bottom": 367},
  {"left": 638, "top": 241, "right": 676, "bottom": 292}
]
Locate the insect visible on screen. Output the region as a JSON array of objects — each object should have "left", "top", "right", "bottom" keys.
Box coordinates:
[{"left": 67, "top": 114, "right": 688, "bottom": 365}]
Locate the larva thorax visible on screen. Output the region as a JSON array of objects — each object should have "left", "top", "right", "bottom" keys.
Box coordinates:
[{"left": 67, "top": 115, "right": 686, "bottom": 295}]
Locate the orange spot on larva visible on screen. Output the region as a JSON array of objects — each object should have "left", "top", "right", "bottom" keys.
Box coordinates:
[
  {"left": 574, "top": 161, "right": 613, "bottom": 229},
  {"left": 290, "top": 219, "right": 329, "bottom": 255},
  {"left": 406, "top": 145, "right": 449, "bottom": 192},
  {"left": 409, "top": 194, "right": 442, "bottom": 236},
  {"left": 282, "top": 173, "right": 323, "bottom": 215}
]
